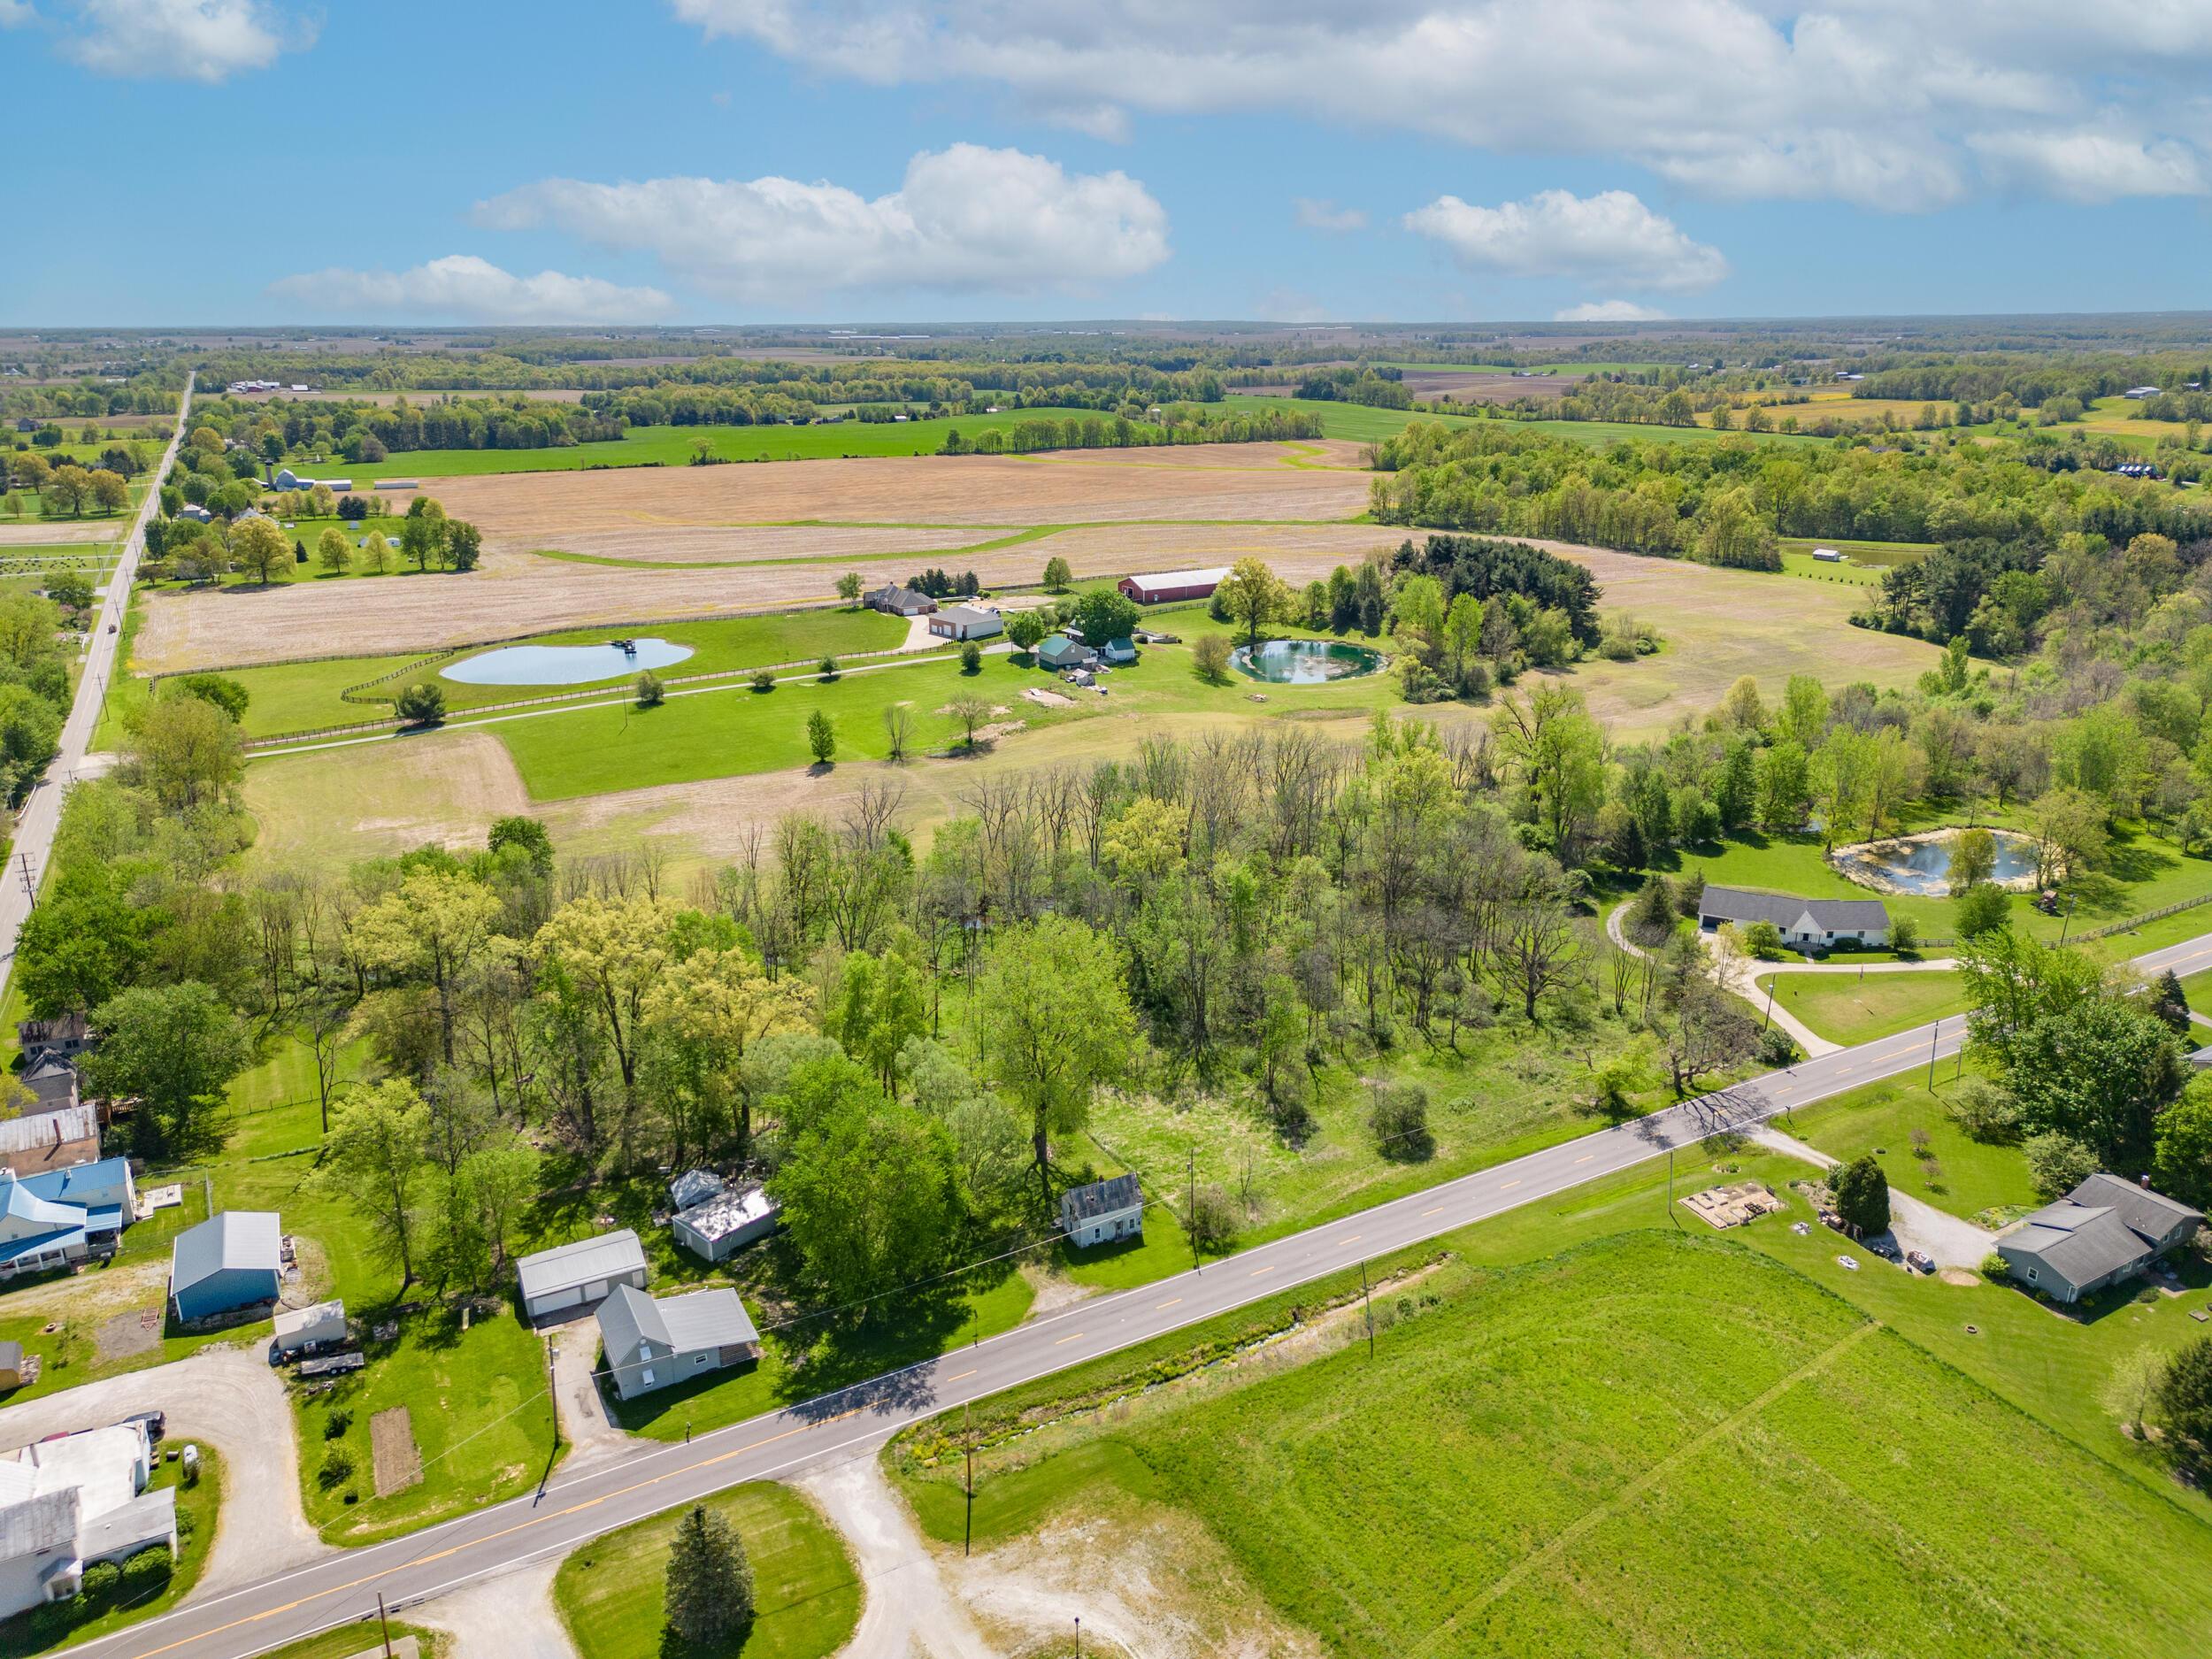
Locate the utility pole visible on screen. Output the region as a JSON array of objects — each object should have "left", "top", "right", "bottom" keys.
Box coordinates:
[
  {"left": 548, "top": 1339, "right": 560, "bottom": 1451},
  {"left": 964, "top": 1402, "right": 974, "bottom": 1558},
  {"left": 1763, "top": 979, "right": 1775, "bottom": 1032},
  {"left": 1360, "top": 1259, "right": 1374, "bottom": 1359},
  {"left": 1187, "top": 1146, "right": 1199, "bottom": 1271},
  {"left": 2059, "top": 890, "right": 2078, "bottom": 946},
  {"left": 377, "top": 1593, "right": 394, "bottom": 1659},
  {"left": 16, "top": 852, "right": 33, "bottom": 909},
  {"left": 1667, "top": 1143, "right": 1678, "bottom": 1228},
  {"left": 1926, "top": 1018, "right": 1939, "bottom": 1088}
]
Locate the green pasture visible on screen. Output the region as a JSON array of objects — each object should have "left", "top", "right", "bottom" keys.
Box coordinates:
[
  {"left": 203, "top": 606, "right": 906, "bottom": 739},
  {"left": 280, "top": 409, "right": 1121, "bottom": 478},
  {"left": 1779, "top": 1067, "right": 2039, "bottom": 1221},
  {"left": 894, "top": 1224, "right": 2212, "bottom": 1658},
  {"left": 1224, "top": 394, "right": 1821, "bottom": 449},
  {"left": 554, "top": 1482, "right": 861, "bottom": 1659},
  {"left": 1752, "top": 968, "right": 1970, "bottom": 1045}
]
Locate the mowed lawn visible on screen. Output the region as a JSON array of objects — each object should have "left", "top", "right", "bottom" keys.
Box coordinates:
[
  {"left": 214, "top": 607, "right": 907, "bottom": 738},
  {"left": 1778, "top": 1068, "right": 2040, "bottom": 1220},
  {"left": 898, "top": 1232, "right": 2212, "bottom": 1658},
  {"left": 553, "top": 1482, "right": 861, "bottom": 1659},
  {"left": 284, "top": 409, "right": 1118, "bottom": 479},
  {"left": 1752, "top": 968, "right": 1970, "bottom": 1045}
]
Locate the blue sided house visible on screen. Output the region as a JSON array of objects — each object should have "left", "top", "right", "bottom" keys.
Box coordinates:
[
  {"left": 0, "top": 1160, "right": 136, "bottom": 1281},
  {"left": 169, "top": 1210, "right": 283, "bottom": 1324}
]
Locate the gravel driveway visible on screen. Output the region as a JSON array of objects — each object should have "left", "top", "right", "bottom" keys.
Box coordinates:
[
  {"left": 0, "top": 1346, "right": 327, "bottom": 1596},
  {"left": 546, "top": 1321, "right": 630, "bottom": 1467},
  {"left": 1749, "top": 1125, "right": 1999, "bottom": 1268}
]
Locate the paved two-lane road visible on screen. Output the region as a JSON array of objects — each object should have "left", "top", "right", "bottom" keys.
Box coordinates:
[
  {"left": 0, "top": 377, "right": 191, "bottom": 1007},
  {"left": 67, "top": 919, "right": 2212, "bottom": 1659}
]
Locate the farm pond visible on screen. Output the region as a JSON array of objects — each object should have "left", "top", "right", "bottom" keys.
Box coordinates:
[
  {"left": 1233, "top": 639, "right": 1384, "bottom": 683},
  {"left": 442, "top": 638, "right": 695, "bottom": 686}
]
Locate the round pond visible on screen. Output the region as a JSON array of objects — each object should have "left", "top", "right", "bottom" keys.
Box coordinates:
[
  {"left": 442, "top": 638, "right": 695, "bottom": 687},
  {"left": 1233, "top": 639, "right": 1383, "bottom": 684},
  {"left": 1833, "top": 828, "right": 2039, "bottom": 896}
]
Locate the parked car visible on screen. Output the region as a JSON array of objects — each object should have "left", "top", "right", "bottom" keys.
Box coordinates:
[
  {"left": 1906, "top": 1250, "right": 1935, "bottom": 1274},
  {"left": 116, "top": 1409, "right": 165, "bottom": 1442}
]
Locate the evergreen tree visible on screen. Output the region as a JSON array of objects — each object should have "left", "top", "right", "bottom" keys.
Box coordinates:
[
  {"left": 1830, "top": 1155, "right": 1891, "bottom": 1237},
  {"left": 663, "top": 1503, "right": 754, "bottom": 1649},
  {"left": 2150, "top": 969, "right": 2193, "bottom": 1036}
]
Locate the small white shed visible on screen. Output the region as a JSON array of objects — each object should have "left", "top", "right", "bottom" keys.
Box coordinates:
[{"left": 272, "top": 1299, "right": 346, "bottom": 1355}]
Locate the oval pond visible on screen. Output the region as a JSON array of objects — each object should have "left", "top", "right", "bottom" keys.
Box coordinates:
[
  {"left": 1233, "top": 639, "right": 1383, "bottom": 684},
  {"left": 442, "top": 638, "right": 695, "bottom": 687}
]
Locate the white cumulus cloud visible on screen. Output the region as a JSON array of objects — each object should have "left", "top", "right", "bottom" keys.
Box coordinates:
[
  {"left": 266, "top": 257, "right": 676, "bottom": 326},
  {"left": 1968, "top": 127, "right": 2207, "bottom": 203},
  {"left": 1404, "top": 188, "right": 1726, "bottom": 290},
  {"left": 474, "top": 144, "right": 1170, "bottom": 303},
  {"left": 0, "top": 2, "right": 35, "bottom": 29},
  {"left": 1294, "top": 197, "right": 1367, "bottom": 234},
  {"left": 668, "top": 1, "right": 2212, "bottom": 210},
  {"left": 1554, "top": 298, "right": 1667, "bottom": 322},
  {"left": 58, "top": 0, "right": 311, "bottom": 81}
]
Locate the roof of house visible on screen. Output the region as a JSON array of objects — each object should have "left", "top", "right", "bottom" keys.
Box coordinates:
[
  {"left": 1037, "top": 634, "right": 1097, "bottom": 665},
  {"left": 78, "top": 1486, "right": 175, "bottom": 1562},
  {"left": 0, "top": 1487, "right": 76, "bottom": 1562},
  {"left": 22, "top": 1157, "right": 130, "bottom": 1208},
  {"left": 668, "top": 1170, "right": 724, "bottom": 1212},
  {"left": 2001, "top": 1202, "right": 2150, "bottom": 1286},
  {"left": 1698, "top": 886, "right": 1890, "bottom": 933},
  {"left": 1123, "top": 565, "right": 1231, "bottom": 594},
  {"left": 0, "top": 1105, "right": 98, "bottom": 1160},
  {"left": 936, "top": 604, "right": 1002, "bottom": 631},
  {"left": 516, "top": 1229, "right": 645, "bottom": 1301},
  {"left": 2069, "top": 1172, "right": 2203, "bottom": 1240},
  {"left": 597, "top": 1283, "right": 758, "bottom": 1357},
  {"left": 676, "top": 1183, "right": 778, "bottom": 1244},
  {"left": 23, "top": 1053, "right": 75, "bottom": 1086},
  {"left": 868, "top": 584, "right": 932, "bottom": 608},
  {"left": 1063, "top": 1174, "right": 1142, "bottom": 1223},
  {"left": 171, "top": 1210, "right": 282, "bottom": 1294}
]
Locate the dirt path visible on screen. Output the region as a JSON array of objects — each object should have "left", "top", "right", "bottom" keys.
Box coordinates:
[
  {"left": 0, "top": 1346, "right": 326, "bottom": 1597},
  {"left": 416, "top": 1555, "right": 578, "bottom": 1659},
  {"left": 800, "top": 1456, "right": 992, "bottom": 1659}
]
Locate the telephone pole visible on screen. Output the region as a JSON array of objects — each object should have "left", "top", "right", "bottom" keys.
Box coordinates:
[
  {"left": 1187, "top": 1146, "right": 1199, "bottom": 1271},
  {"left": 1360, "top": 1259, "right": 1375, "bottom": 1358},
  {"left": 964, "top": 1402, "right": 974, "bottom": 1557},
  {"left": 377, "top": 1593, "right": 395, "bottom": 1659},
  {"left": 1926, "top": 1018, "right": 1939, "bottom": 1088}
]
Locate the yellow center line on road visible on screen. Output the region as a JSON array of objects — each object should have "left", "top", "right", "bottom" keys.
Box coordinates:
[
  {"left": 1053, "top": 1332, "right": 1087, "bottom": 1345},
  {"left": 944, "top": 1370, "right": 976, "bottom": 1384},
  {"left": 1499, "top": 1180, "right": 1521, "bottom": 1190},
  {"left": 1341, "top": 1235, "right": 1362, "bottom": 1245},
  {"left": 1423, "top": 1206, "right": 1446, "bottom": 1217},
  {"left": 1156, "top": 1297, "right": 1182, "bottom": 1310},
  {"left": 1573, "top": 1155, "right": 1594, "bottom": 1164},
  {"left": 1250, "top": 1265, "right": 1274, "bottom": 1277}
]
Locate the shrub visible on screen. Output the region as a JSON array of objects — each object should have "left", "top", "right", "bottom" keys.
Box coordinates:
[
  {"left": 1889, "top": 913, "right": 1920, "bottom": 953},
  {"left": 1369, "top": 1081, "right": 1434, "bottom": 1161},
  {"left": 959, "top": 639, "right": 982, "bottom": 673},
  {"left": 318, "top": 1448, "right": 355, "bottom": 1490},
  {"left": 1756, "top": 1026, "right": 1801, "bottom": 1068},
  {"left": 119, "top": 1547, "right": 172, "bottom": 1592},
  {"left": 2024, "top": 1131, "right": 2098, "bottom": 1197},
  {"left": 324, "top": 1408, "right": 352, "bottom": 1440},
  {"left": 634, "top": 671, "right": 664, "bottom": 708},
  {"left": 1955, "top": 881, "right": 2010, "bottom": 937},
  {"left": 1186, "top": 1183, "right": 1240, "bottom": 1251},
  {"left": 393, "top": 681, "right": 444, "bottom": 726},
  {"left": 1742, "top": 919, "right": 1785, "bottom": 959},
  {"left": 1980, "top": 1251, "right": 2013, "bottom": 1280},
  {"left": 1192, "top": 634, "right": 1233, "bottom": 684},
  {"left": 818, "top": 655, "right": 839, "bottom": 681},
  {"left": 78, "top": 1560, "right": 122, "bottom": 1603},
  {"left": 750, "top": 669, "right": 775, "bottom": 692},
  {"left": 1946, "top": 1078, "right": 2021, "bottom": 1144}
]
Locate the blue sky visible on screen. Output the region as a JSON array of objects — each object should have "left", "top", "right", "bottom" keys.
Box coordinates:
[{"left": 5, "top": 0, "right": 2212, "bottom": 326}]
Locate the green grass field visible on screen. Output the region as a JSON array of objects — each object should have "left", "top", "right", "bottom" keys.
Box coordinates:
[
  {"left": 894, "top": 1227, "right": 2212, "bottom": 1658},
  {"left": 1752, "top": 968, "right": 1970, "bottom": 1044},
  {"left": 1223, "top": 394, "right": 1822, "bottom": 449},
  {"left": 282, "top": 410, "right": 1124, "bottom": 479},
  {"left": 239, "top": 1624, "right": 446, "bottom": 1659},
  {"left": 1779, "top": 1067, "right": 2039, "bottom": 1220},
  {"left": 553, "top": 1482, "right": 861, "bottom": 1659},
  {"left": 208, "top": 607, "right": 907, "bottom": 739},
  {"left": 293, "top": 1299, "right": 562, "bottom": 1545}
]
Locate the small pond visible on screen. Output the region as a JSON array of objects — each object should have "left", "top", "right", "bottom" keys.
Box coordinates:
[
  {"left": 1837, "top": 829, "right": 2039, "bottom": 896},
  {"left": 1233, "top": 639, "right": 1383, "bottom": 684},
  {"left": 442, "top": 638, "right": 695, "bottom": 687}
]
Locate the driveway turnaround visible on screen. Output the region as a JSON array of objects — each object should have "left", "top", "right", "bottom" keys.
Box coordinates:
[{"left": 52, "top": 923, "right": 2212, "bottom": 1659}]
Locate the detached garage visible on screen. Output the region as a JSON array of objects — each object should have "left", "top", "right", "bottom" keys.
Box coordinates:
[{"left": 516, "top": 1229, "right": 648, "bottom": 1321}]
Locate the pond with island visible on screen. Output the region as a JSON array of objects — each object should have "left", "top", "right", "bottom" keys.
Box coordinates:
[
  {"left": 1829, "top": 827, "right": 2039, "bottom": 896},
  {"left": 1233, "top": 639, "right": 1383, "bottom": 684},
  {"left": 442, "top": 638, "right": 695, "bottom": 687}
]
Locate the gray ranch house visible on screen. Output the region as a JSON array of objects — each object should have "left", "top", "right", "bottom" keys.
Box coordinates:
[
  {"left": 1697, "top": 886, "right": 1890, "bottom": 949},
  {"left": 1060, "top": 1174, "right": 1143, "bottom": 1248},
  {"left": 595, "top": 1284, "right": 761, "bottom": 1401},
  {"left": 1996, "top": 1173, "right": 2203, "bottom": 1304}
]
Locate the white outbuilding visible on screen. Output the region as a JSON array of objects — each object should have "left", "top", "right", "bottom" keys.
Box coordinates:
[{"left": 515, "top": 1229, "right": 649, "bottom": 1320}]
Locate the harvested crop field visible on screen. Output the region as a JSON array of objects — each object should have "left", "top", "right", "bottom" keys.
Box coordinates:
[
  {"left": 426, "top": 441, "right": 1372, "bottom": 541},
  {"left": 541, "top": 523, "right": 1002, "bottom": 565},
  {"left": 0, "top": 521, "right": 118, "bottom": 546},
  {"left": 134, "top": 524, "right": 1395, "bottom": 670}
]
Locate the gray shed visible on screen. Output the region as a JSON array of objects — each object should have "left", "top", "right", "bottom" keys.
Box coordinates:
[
  {"left": 672, "top": 1184, "right": 780, "bottom": 1264},
  {"left": 595, "top": 1284, "right": 760, "bottom": 1401},
  {"left": 515, "top": 1229, "right": 648, "bottom": 1320}
]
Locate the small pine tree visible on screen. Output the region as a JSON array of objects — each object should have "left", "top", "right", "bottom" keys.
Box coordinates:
[
  {"left": 1829, "top": 1154, "right": 1890, "bottom": 1237},
  {"left": 663, "top": 1503, "right": 754, "bottom": 1650},
  {"left": 2151, "top": 969, "right": 2193, "bottom": 1036},
  {"left": 808, "top": 709, "right": 835, "bottom": 765}
]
